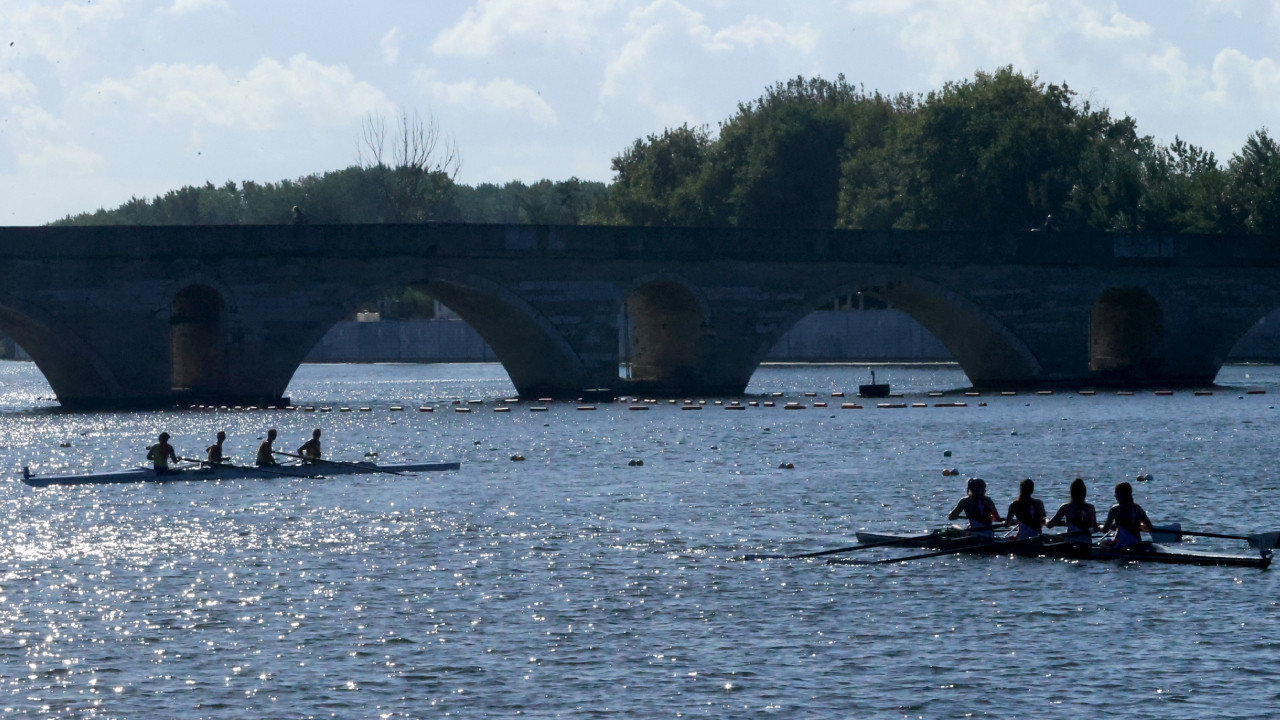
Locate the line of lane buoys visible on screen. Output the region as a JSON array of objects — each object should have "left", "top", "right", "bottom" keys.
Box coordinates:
[{"left": 194, "top": 387, "right": 1264, "bottom": 417}]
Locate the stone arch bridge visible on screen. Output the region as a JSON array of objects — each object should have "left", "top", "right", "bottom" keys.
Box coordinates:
[{"left": 2, "top": 224, "right": 1277, "bottom": 409}]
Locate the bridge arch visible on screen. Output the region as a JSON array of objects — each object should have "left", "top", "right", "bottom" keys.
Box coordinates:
[
  {"left": 751, "top": 273, "right": 1041, "bottom": 387},
  {"left": 421, "top": 269, "right": 591, "bottom": 396},
  {"left": 294, "top": 264, "right": 593, "bottom": 399},
  {"left": 170, "top": 284, "right": 229, "bottom": 396},
  {"left": 0, "top": 290, "right": 121, "bottom": 407},
  {"left": 1089, "top": 287, "right": 1163, "bottom": 378},
  {"left": 618, "top": 275, "right": 712, "bottom": 390}
]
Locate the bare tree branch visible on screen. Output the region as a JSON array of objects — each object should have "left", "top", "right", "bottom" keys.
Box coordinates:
[{"left": 357, "top": 110, "right": 462, "bottom": 221}]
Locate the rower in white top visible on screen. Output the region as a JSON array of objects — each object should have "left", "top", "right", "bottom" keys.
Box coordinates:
[
  {"left": 1004, "top": 478, "right": 1046, "bottom": 540},
  {"left": 947, "top": 477, "right": 1003, "bottom": 537}
]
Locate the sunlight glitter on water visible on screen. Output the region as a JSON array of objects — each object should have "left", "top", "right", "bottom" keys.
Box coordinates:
[{"left": 0, "top": 362, "right": 1278, "bottom": 717}]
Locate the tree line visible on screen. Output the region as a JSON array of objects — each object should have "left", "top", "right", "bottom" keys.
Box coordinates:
[
  {"left": 54, "top": 67, "right": 1280, "bottom": 235},
  {"left": 52, "top": 171, "right": 610, "bottom": 227},
  {"left": 606, "top": 67, "right": 1280, "bottom": 234}
]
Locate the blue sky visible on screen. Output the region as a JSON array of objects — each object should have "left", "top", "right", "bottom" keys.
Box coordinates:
[{"left": 2, "top": 0, "right": 1279, "bottom": 225}]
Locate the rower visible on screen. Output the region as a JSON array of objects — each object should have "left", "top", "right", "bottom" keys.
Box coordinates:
[
  {"left": 298, "top": 428, "right": 322, "bottom": 462},
  {"left": 1004, "top": 478, "right": 1046, "bottom": 540},
  {"left": 146, "top": 432, "right": 178, "bottom": 474},
  {"left": 1046, "top": 477, "right": 1098, "bottom": 544},
  {"left": 256, "top": 428, "right": 279, "bottom": 467},
  {"left": 1100, "top": 481, "right": 1154, "bottom": 551},
  {"left": 948, "top": 477, "right": 1003, "bottom": 536},
  {"left": 206, "top": 431, "right": 228, "bottom": 466}
]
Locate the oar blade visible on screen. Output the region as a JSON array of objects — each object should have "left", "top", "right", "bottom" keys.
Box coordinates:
[{"left": 1248, "top": 531, "right": 1280, "bottom": 553}]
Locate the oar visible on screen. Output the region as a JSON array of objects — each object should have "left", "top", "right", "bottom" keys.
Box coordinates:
[
  {"left": 272, "top": 450, "right": 402, "bottom": 476},
  {"left": 741, "top": 524, "right": 1003, "bottom": 561},
  {"left": 832, "top": 536, "right": 1027, "bottom": 565},
  {"left": 1159, "top": 526, "right": 1280, "bottom": 552},
  {"left": 180, "top": 456, "right": 297, "bottom": 477},
  {"left": 742, "top": 532, "right": 938, "bottom": 561}
]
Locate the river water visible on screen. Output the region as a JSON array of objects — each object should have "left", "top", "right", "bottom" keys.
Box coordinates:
[{"left": 1, "top": 361, "right": 1277, "bottom": 719}]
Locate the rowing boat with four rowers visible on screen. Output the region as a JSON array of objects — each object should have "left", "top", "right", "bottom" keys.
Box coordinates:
[
  {"left": 20, "top": 460, "right": 461, "bottom": 487},
  {"left": 748, "top": 477, "right": 1276, "bottom": 569},
  {"left": 20, "top": 427, "right": 459, "bottom": 487},
  {"left": 847, "top": 526, "right": 1274, "bottom": 569}
]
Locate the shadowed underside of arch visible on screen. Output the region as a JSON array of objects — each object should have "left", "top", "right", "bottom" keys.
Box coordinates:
[
  {"left": 421, "top": 277, "right": 590, "bottom": 397},
  {"left": 0, "top": 301, "right": 119, "bottom": 407},
  {"left": 1090, "top": 287, "right": 1162, "bottom": 379},
  {"left": 171, "top": 284, "right": 228, "bottom": 396},
  {"left": 619, "top": 279, "right": 711, "bottom": 392}
]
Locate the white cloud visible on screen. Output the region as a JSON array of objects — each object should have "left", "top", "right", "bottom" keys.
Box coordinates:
[
  {"left": 83, "top": 54, "right": 394, "bottom": 132},
  {"left": 1206, "top": 47, "right": 1280, "bottom": 112},
  {"left": 0, "top": 0, "right": 125, "bottom": 63},
  {"left": 699, "top": 15, "right": 818, "bottom": 53},
  {"left": 847, "top": 0, "right": 918, "bottom": 16},
  {"left": 1081, "top": 10, "right": 1150, "bottom": 42},
  {"left": 18, "top": 141, "right": 105, "bottom": 172},
  {"left": 847, "top": 0, "right": 1152, "bottom": 84},
  {"left": 1207, "top": 0, "right": 1247, "bottom": 17},
  {"left": 599, "top": 1, "right": 818, "bottom": 123},
  {"left": 432, "top": 0, "right": 616, "bottom": 57},
  {"left": 382, "top": 27, "right": 401, "bottom": 64},
  {"left": 418, "top": 72, "right": 557, "bottom": 125},
  {"left": 166, "top": 0, "right": 229, "bottom": 15},
  {"left": 1, "top": 71, "right": 63, "bottom": 155},
  {"left": 0, "top": 70, "right": 37, "bottom": 103}
]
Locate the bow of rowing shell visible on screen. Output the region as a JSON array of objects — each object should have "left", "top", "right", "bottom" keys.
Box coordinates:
[{"left": 3, "top": 223, "right": 1280, "bottom": 409}]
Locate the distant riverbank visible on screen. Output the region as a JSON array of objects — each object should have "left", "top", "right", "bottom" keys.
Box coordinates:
[{"left": 303, "top": 309, "right": 1280, "bottom": 364}]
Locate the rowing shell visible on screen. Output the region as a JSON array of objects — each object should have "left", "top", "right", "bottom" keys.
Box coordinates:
[
  {"left": 851, "top": 530, "right": 1272, "bottom": 569},
  {"left": 20, "top": 461, "right": 461, "bottom": 487}
]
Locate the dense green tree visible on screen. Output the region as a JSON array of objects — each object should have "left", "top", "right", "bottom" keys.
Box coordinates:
[
  {"left": 841, "top": 67, "right": 1127, "bottom": 231},
  {"left": 1225, "top": 129, "right": 1280, "bottom": 234},
  {"left": 1131, "top": 137, "right": 1228, "bottom": 233},
  {"left": 711, "top": 76, "right": 899, "bottom": 228},
  {"left": 606, "top": 124, "right": 713, "bottom": 226}
]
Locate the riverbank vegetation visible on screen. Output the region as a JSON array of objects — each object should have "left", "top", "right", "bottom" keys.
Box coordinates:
[
  {"left": 607, "top": 67, "right": 1280, "bottom": 234},
  {"left": 54, "top": 67, "right": 1280, "bottom": 235}
]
